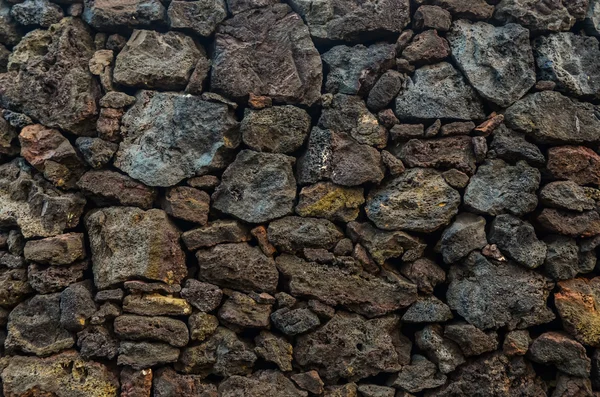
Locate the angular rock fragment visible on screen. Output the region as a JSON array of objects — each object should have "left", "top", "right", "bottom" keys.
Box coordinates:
[
  {"left": 277, "top": 254, "right": 417, "bottom": 317},
  {"left": 447, "top": 20, "right": 535, "bottom": 107},
  {"left": 389, "top": 354, "right": 447, "bottom": 393},
  {"left": 196, "top": 243, "right": 279, "bottom": 293},
  {"left": 161, "top": 186, "right": 210, "bottom": 225},
  {"left": 211, "top": 4, "right": 322, "bottom": 106},
  {"left": 1, "top": 351, "right": 119, "bottom": 397},
  {"left": 115, "top": 90, "right": 240, "bottom": 187},
  {"left": 267, "top": 216, "right": 343, "bottom": 253},
  {"left": 395, "top": 136, "right": 477, "bottom": 175},
  {"left": 0, "top": 0, "right": 22, "bottom": 45},
  {"left": 218, "top": 291, "right": 272, "bottom": 331},
  {"left": 219, "top": 370, "right": 307, "bottom": 397},
  {"left": 5, "top": 293, "right": 74, "bottom": 355},
  {"left": 488, "top": 214, "right": 546, "bottom": 269},
  {"left": 494, "top": 0, "right": 575, "bottom": 33},
  {"left": 464, "top": 159, "right": 540, "bottom": 216},
  {"left": 402, "top": 30, "right": 450, "bottom": 66},
  {"left": 241, "top": 105, "right": 311, "bottom": 154},
  {"left": 528, "top": 331, "right": 591, "bottom": 377},
  {"left": 416, "top": 324, "right": 465, "bottom": 374},
  {"left": 546, "top": 146, "right": 600, "bottom": 186},
  {"left": 587, "top": 0, "right": 600, "bottom": 36},
  {"left": 76, "top": 137, "right": 119, "bottom": 169},
  {"left": 85, "top": 207, "right": 186, "bottom": 289},
  {"left": 488, "top": 124, "right": 546, "bottom": 166},
  {"left": 78, "top": 170, "right": 156, "bottom": 209},
  {"left": 366, "top": 167, "right": 461, "bottom": 233},
  {"left": 426, "top": 0, "right": 494, "bottom": 20},
  {"left": 399, "top": 258, "right": 446, "bottom": 294},
  {"left": 180, "top": 280, "right": 222, "bottom": 313},
  {"left": 23, "top": 233, "right": 85, "bottom": 266},
  {"left": 177, "top": 327, "right": 256, "bottom": 376},
  {"left": 439, "top": 213, "right": 487, "bottom": 264},
  {"left": 168, "top": 0, "right": 227, "bottom": 37},
  {"left": 83, "top": 0, "right": 166, "bottom": 31},
  {"left": 544, "top": 235, "right": 589, "bottom": 280},
  {"left": 271, "top": 307, "right": 320, "bottom": 335},
  {"left": 78, "top": 325, "right": 119, "bottom": 360},
  {"left": 503, "top": 330, "right": 531, "bottom": 356},
  {"left": 120, "top": 367, "right": 152, "bottom": 397},
  {"left": 295, "top": 312, "right": 409, "bottom": 382},
  {"left": 0, "top": 18, "right": 100, "bottom": 135},
  {"left": 11, "top": 0, "right": 63, "bottom": 27},
  {"left": 188, "top": 312, "right": 219, "bottom": 342},
  {"left": 182, "top": 220, "right": 250, "bottom": 251},
  {"left": 540, "top": 181, "right": 596, "bottom": 212},
  {"left": 367, "top": 71, "right": 405, "bottom": 112},
  {"left": 554, "top": 277, "right": 600, "bottom": 347},
  {"left": 28, "top": 262, "right": 87, "bottom": 294},
  {"left": 402, "top": 295, "right": 453, "bottom": 323},
  {"left": 114, "top": 30, "right": 203, "bottom": 90},
  {"left": 118, "top": 341, "right": 180, "bottom": 369},
  {"left": 444, "top": 323, "right": 498, "bottom": 357},
  {"left": 447, "top": 252, "right": 555, "bottom": 330},
  {"left": 413, "top": 5, "right": 452, "bottom": 31},
  {"left": 291, "top": 371, "right": 324, "bottom": 395},
  {"left": 296, "top": 182, "right": 364, "bottom": 222},
  {"left": 153, "top": 367, "right": 218, "bottom": 397},
  {"left": 60, "top": 280, "right": 96, "bottom": 332},
  {"left": 322, "top": 43, "right": 396, "bottom": 96},
  {"left": 504, "top": 91, "right": 600, "bottom": 144},
  {"left": 534, "top": 32, "right": 600, "bottom": 98},
  {"left": 394, "top": 62, "right": 485, "bottom": 121},
  {"left": 114, "top": 314, "right": 189, "bottom": 347},
  {"left": 287, "top": 0, "right": 409, "bottom": 42},
  {"left": 255, "top": 331, "right": 293, "bottom": 371},
  {"left": 357, "top": 384, "right": 394, "bottom": 397},
  {"left": 536, "top": 208, "right": 600, "bottom": 237},
  {"left": 123, "top": 294, "right": 192, "bottom": 316},
  {"left": 212, "top": 150, "right": 296, "bottom": 223}
]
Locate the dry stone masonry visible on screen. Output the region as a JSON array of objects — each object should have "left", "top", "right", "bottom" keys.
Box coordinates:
[{"left": 0, "top": 0, "right": 600, "bottom": 396}]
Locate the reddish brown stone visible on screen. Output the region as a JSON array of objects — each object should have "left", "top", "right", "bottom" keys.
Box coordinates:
[
  {"left": 536, "top": 208, "right": 600, "bottom": 237},
  {"left": 402, "top": 30, "right": 450, "bottom": 65},
  {"left": 474, "top": 113, "right": 504, "bottom": 136},
  {"left": 555, "top": 278, "right": 600, "bottom": 347},
  {"left": 78, "top": 170, "right": 157, "bottom": 209},
  {"left": 154, "top": 367, "right": 218, "bottom": 397},
  {"left": 291, "top": 370, "right": 324, "bottom": 395},
  {"left": 121, "top": 368, "right": 152, "bottom": 397},
  {"left": 248, "top": 93, "right": 273, "bottom": 109},
  {"left": 97, "top": 107, "right": 124, "bottom": 142},
  {"left": 161, "top": 186, "right": 210, "bottom": 225},
  {"left": 547, "top": 146, "right": 600, "bottom": 186},
  {"left": 251, "top": 225, "right": 277, "bottom": 256}
]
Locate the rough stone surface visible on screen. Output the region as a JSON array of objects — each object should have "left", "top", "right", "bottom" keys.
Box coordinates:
[
  {"left": 447, "top": 20, "right": 536, "bottom": 107},
  {"left": 529, "top": 331, "right": 591, "bottom": 377},
  {"left": 494, "top": 0, "right": 576, "bottom": 33},
  {"left": 115, "top": 90, "right": 240, "bottom": 187},
  {"left": 24, "top": 232, "right": 86, "bottom": 266},
  {"left": 394, "top": 136, "right": 476, "bottom": 175},
  {"left": 11, "top": 0, "right": 64, "bottom": 27},
  {"left": 83, "top": 0, "right": 167, "bottom": 31},
  {"left": 85, "top": 207, "right": 186, "bottom": 289},
  {"left": 546, "top": 145, "right": 600, "bottom": 186},
  {"left": 416, "top": 324, "right": 465, "bottom": 374},
  {"left": 168, "top": 0, "right": 227, "bottom": 37},
  {"left": 296, "top": 182, "right": 364, "bottom": 222},
  {"left": 389, "top": 354, "right": 446, "bottom": 393},
  {"left": 488, "top": 214, "right": 546, "bottom": 269},
  {"left": 211, "top": 4, "right": 322, "bottom": 105},
  {"left": 219, "top": 370, "right": 307, "bottom": 397},
  {"left": 78, "top": 170, "right": 156, "bottom": 209},
  {"left": 439, "top": 212, "right": 487, "bottom": 264},
  {"left": 444, "top": 323, "right": 498, "bottom": 357},
  {"left": 555, "top": 277, "right": 600, "bottom": 347},
  {"left": 182, "top": 220, "right": 250, "bottom": 251},
  {"left": 114, "top": 314, "right": 189, "bottom": 347},
  {"left": 267, "top": 216, "right": 343, "bottom": 253},
  {"left": 366, "top": 167, "right": 461, "bottom": 233}
]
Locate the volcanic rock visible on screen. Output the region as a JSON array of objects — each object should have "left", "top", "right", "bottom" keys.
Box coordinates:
[
  {"left": 114, "top": 314, "right": 189, "bottom": 347},
  {"left": 167, "top": 0, "right": 227, "bottom": 37},
  {"left": 83, "top": 0, "right": 166, "bottom": 31},
  {"left": 24, "top": 232, "right": 85, "bottom": 266},
  {"left": 78, "top": 170, "right": 156, "bottom": 209},
  {"left": 529, "top": 331, "right": 591, "bottom": 377},
  {"left": 494, "top": 0, "right": 575, "bottom": 33},
  {"left": 439, "top": 213, "right": 487, "bottom": 264},
  {"left": 488, "top": 214, "right": 546, "bottom": 269}
]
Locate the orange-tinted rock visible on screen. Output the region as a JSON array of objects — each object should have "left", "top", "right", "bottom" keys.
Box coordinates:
[
  {"left": 536, "top": 208, "right": 600, "bottom": 237},
  {"left": 547, "top": 146, "right": 600, "bottom": 186},
  {"left": 555, "top": 278, "right": 600, "bottom": 347}
]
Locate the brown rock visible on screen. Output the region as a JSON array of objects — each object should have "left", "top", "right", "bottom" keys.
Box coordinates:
[
  {"left": 536, "top": 208, "right": 600, "bottom": 237},
  {"left": 402, "top": 30, "right": 450, "bottom": 65},
  {"left": 296, "top": 182, "right": 364, "bottom": 223},
  {"left": 181, "top": 279, "right": 223, "bottom": 312},
  {"left": 547, "top": 146, "right": 600, "bottom": 186},
  {"left": 399, "top": 257, "right": 446, "bottom": 294},
  {"left": 28, "top": 261, "right": 87, "bottom": 294},
  {"left": 153, "top": 367, "right": 218, "bottom": 397},
  {"left": 161, "top": 186, "right": 210, "bottom": 225},
  {"left": 440, "top": 121, "right": 475, "bottom": 136},
  {"left": 291, "top": 371, "right": 324, "bottom": 395},
  {"left": 503, "top": 330, "right": 531, "bottom": 356},
  {"left": 121, "top": 368, "right": 152, "bottom": 397},
  {"left": 23, "top": 233, "right": 85, "bottom": 266},
  {"left": 218, "top": 291, "right": 272, "bottom": 331},
  {"left": 474, "top": 114, "right": 504, "bottom": 136},
  {"left": 114, "top": 314, "right": 189, "bottom": 347},
  {"left": 255, "top": 330, "right": 293, "bottom": 371},
  {"left": 251, "top": 225, "right": 277, "bottom": 256},
  {"left": 182, "top": 220, "right": 250, "bottom": 251},
  {"left": 555, "top": 278, "right": 600, "bottom": 347},
  {"left": 189, "top": 312, "right": 219, "bottom": 342},
  {"left": 78, "top": 170, "right": 157, "bottom": 209},
  {"left": 395, "top": 136, "right": 476, "bottom": 175},
  {"left": 413, "top": 5, "right": 452, "bottom": 31},
  {"left": 390, "top": 124, "right": 424, "bottom": 141},
  {"left": 123, "top": 294, "right": 192, "bottom": 316}
]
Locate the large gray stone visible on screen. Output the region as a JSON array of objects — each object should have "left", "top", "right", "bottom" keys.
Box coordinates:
[
  {"left": 211, "top": 4, "right": 322, "bottom": 106},
  {"left": 113, "top": 30, "right": 204, "bottom": 90},
  {"left": 268, "top": 216, "right": 343, "bottom": 253},
  {"left": 464, "top": 159, "right": 540, "bottom": 216},
  {"left": 366, "top": 167, "right": 461, "bottom": 233},
  {"left": 447, "top": 252, "right": 555, "bottom": 330},
  {"left": 494, "top": 0, "right": 576, "bottom": 33},
  {"left": 0, "top": 18, "right": 100, "bottom": 136},
  {"left": 447, "top": 20, "right": 535, "bottom": 107},
  {"left": 85, "top": 207, "right": 187, "bottom": 289},
  {"left": 288, "top": 0, "right": 409, "bottom": 42},
  {"left": 115, "top": 90, "right": 239, "bottom": 187},
  {"left": 504, "top": 90, "right": 600, "bottom": 144},
  {"left": 394, "top": 62, "right": 485, "bottom": 121},
  {"left": 534, "top": 32, "right": 600, "bottom": 98},
  {"left": 212, "top": 150, "right": 296, "bottom": 223}
]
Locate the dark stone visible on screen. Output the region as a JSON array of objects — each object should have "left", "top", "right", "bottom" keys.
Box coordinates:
[
  {"left": 444, "top": 323, "right": 498, "bottom": 357},
  {"left": 114, "top": 314, "right": 189, "bottom": 347},
  {"left": 543, "top": 235, "right": 587, "bottom": 280},
  {"left": 95, "top": 288, "right": 124, "bottom": 303},
  {"left": 367, "top": 70, "right": 405, "bottom": 112},
  {"left": 212, "top": 150, "right": 296, "bottom": 223},
  {"left": 77, "top": 325, "right": 119, "bottom": 360},
  {"left": 394, "top": 62, "right": 485, "bottom": 121},
  {"left": 267, "top": 216, "right": 343, "bottom": 253},
  {"left": 99, "top": 92, "right": 136, "bottom": 108},
  {"left": 399, "top": 258, "right": 446, "bottom": 294},
  {"left": 218, "top": 291, "right": 272, "bottom": 331},
  {"left": 447, "top": 252, "right": 555, "bottom": 330},
  {"left": 388, "top": 354, "right": 447, "bottom": 393},
  {"left": 1, "top": 351, "right": 119, "bottom": 397},
  {"left": 83, "top": 0, "right": 167, "bottom": 31},
  {"left": 402, "top": 295, "right": 453, "bottom": 323},
  {"left": 296, "top": 182, "right": 364, "bottom": 222},
  {"left": 291, "top": 371, "right": 324, "bottom": 395},
  {"left": 287, "top": 0, "right": 409, "bottom": 42},
  {"left": 271, "top": 307, "right": 321, "bottom": 335},
  {"left": 60, "top": 281, "right": 96, "bottom": 332},
  {"left": 276, "top": 254, "right": 417, "bottom": 317},
  {"left": 439, "top": 213, "right": 487, "bottom": 264},
  {"left": 118, "top": 341, "right": 180, "bottom": 369},
  {"left": 167, "top": 0, "right": 227, "bottom": 37},
  {"left": 0, "top": 18, "right": 100, "bottom": 135},
  {"left": 5, "top": 293, "right": 74, "bottom": 355},
  {"left": 552, "top": 374, "right": 594, "bottom": 397},
  {"left": 115, "top": 90, "right": 240, "bottom": 187},
  {"left": 494, "top": 0, "right": 575, "bottom": 33},
  {"left": 0, "top": 268, "right": 31, "bottom": 306},
  {"left": 488, "top": 214, "right": 546, "bottom": 269},
  {"left": 546, "top": 145, "right": 600, "bottom": 186},
  {"left": 182, "top": 220, "right": 250, "bottom": 251},
  {"left": 540, "top": 181, "right": 596, "bottom": 212},
  {"left": 161, "top": 186, "right": 210, "bottom": 225},
  {"left": 86, "top": 207, "right": 186, "bottom": 289},
  {"left": 219, "top": 370, "right": 307, "bottom": 397},
  {"left": 153, "top": 367, "right": 218, "bottom": 397},
  {"left": 391, "top": 124, "right": 424, "bottom": 141},
  {"left": 534, "top": 32, "right": 600, "bottom": 98},
  {"left": 27, "top": 262, "right": 87, "bottom": 294},
  {"left": 394, "top": 136, "right": 477, "bottom": 175},
  {"left": 413, "top": 5, "right": 452, "bottom": 31},
  {"left": 254, "top": 331, "right": 293, "bottom": 371},
  {"left": 78, "top": 170, "right": 156, "bottom": 209},
  {"left": 448, "top": 20, "right": 535, "bottom": 107},
  {"left": 555, "top": 277, "right": 600, "bottom": 347},
  {"left": 366, "top": 167, "right": 461, "bottom": 233},
  {"left": 427, "top": 0, "right": 494, "bottom": 19},
  {"left": 442, "top": 168, "right": 469, "bottom": 188},
  {"left": 439, "top": 121, "right": 475, "bottom": 136},
  {"left": 75, "top": 138, "right": 119, "bottom": 169},
  {"left": 587, "top": 0, "right": 600, "bottom": 36},
  {"left": 241, "top": 106, "right": 311, "bottom": 153},
  {"left": 124, "top": 280, "right": 181, "bottom": 294},
  {"left": 177, "top": 327, "right": 256, "bottom": 376},
  {"left": 488, "top": 124, "right": 546, "bottom": 167},
  {"left": 536, "top": 208, "right": 600, "bottom": 237},
  {"left": 357, "top": 384, "right": 395, "bottom": 397},
  {"left": 529, "top": 331, "right": 591, "bottom": 377},
  {"left": 0, "top": 0, "right": 22, "bottom": 45},
  {"left": 322, "top": 43, "right": 396, "bottom": 96},
  {"left": 196, "top": 243, "right": 279, "bottom": 293},
  {"left": 295, "top": 311, "right": 410, "bottom": 382},
  {"left": 211, "top": 4, "right": 322, "bottom": 106},
  {"left": 504, "top": 91, "right": 600, "bottom": 144},
  {"left": 181, "top": 280, "right": 223, "bottom": 312},
  {"left": 503, "top": 330, "right": 531, "bottom": 356},
  {"left": 120, "top": 367, "right": 152, "bottom": 397},
  {"left": 225, "top": 0, "right": 277, "bottom": 14},
  {"left": 10, "top": 0, "right": 63, "bottom": 27},
  {"left": 24, "top": 232, "right": 86, "bottom": 266},
  {"left": 464, "top": 159, "right": 540, "bottom": 216},
  {"left": 415, "top": 324, "right": 465, "bottom": 374},
  {"left": 402, "top": 30, "right": 450, "bottom": 65}
]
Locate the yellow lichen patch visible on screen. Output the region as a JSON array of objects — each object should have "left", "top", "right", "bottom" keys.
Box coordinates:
[
  {"left": 555, "top": 278, "right": 600, "bottom": 347},
  {"left": 296, "top": 182, "right": 364, "bottom": 222}
]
